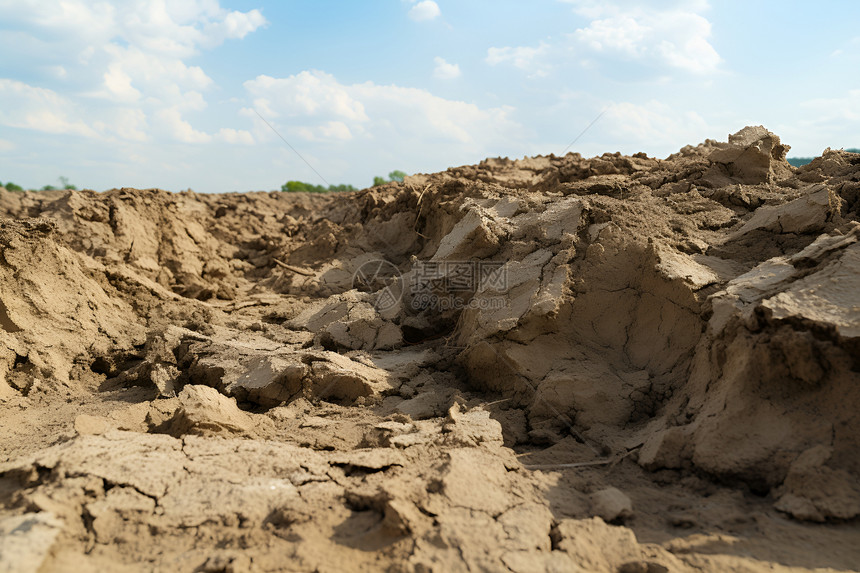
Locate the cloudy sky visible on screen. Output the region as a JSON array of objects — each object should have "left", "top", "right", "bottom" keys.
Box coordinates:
[{"left": 1, "top": 1, "right": 858, "bottom": 192}]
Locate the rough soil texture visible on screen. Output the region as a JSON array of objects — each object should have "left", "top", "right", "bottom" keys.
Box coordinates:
[{"left": 1, "top": 126, "right": 859, "bottom": 572}]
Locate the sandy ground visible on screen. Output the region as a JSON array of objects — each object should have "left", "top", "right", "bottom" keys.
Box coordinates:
[{"left": 0, "top": 126, "right": 858, "bottom": 572}]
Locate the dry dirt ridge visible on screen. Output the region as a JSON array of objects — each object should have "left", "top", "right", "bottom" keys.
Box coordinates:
[{"left": 0, "top": 126, "right": 859, "bottom": 572}]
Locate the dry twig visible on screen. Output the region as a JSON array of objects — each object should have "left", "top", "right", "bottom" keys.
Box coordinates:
[{"left": 273, "top": 258, "right": 315, "bottom": 276}]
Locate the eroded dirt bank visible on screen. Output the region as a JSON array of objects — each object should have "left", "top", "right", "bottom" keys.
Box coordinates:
[{"left": 1, "top": 126, "right": 859, "bottom": 572}]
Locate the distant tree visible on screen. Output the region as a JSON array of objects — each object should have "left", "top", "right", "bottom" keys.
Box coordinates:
[
  {"left": 281, "top": 180, "right": 358, "bottom": 193},
  {"left": 327, "top": 184, "right": 357, "bottom": 192},
  {"left": 3, "top": 182, "right": 23, "bottom": 192},
  {"left": 372, "top": 170, "right": 408, "bottom": 186},
  {"left": 59, "top": 176, "right": 76, "bottom": 190},
  {"left": 282, "top": 180, "right": 324, "bottom": 193},
  {"left": 41, "top": 185, "right": 56, "bottom": 191}
]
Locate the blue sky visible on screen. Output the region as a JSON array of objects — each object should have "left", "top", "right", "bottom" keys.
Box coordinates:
[{"left": 1, "top": 1, "right": 858, "bottom": 192}]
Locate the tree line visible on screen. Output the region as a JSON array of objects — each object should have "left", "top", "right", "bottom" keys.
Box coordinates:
[
  {"left": 280, "top": 170, "right": 407, "bottom": 193},
  {"left": 0, "top": 176, "right": 77, "bottom": 192}
]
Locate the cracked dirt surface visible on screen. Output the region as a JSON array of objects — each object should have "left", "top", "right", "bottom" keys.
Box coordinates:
[{"left": 1, "top": 126, "right": 859, "bottom": 572}]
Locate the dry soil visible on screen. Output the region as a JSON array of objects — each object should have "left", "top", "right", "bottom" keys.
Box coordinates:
[{"left": 0, "top": 126, "right": 859, "bottom": 572}]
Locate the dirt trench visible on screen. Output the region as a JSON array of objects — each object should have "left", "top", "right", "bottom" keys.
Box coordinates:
[{"left": 0, "top": 126, "right": 859, "bottom": 572}]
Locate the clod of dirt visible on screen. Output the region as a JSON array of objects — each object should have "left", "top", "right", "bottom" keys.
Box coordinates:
[
  {"left": 706, "top": 125, "right": 794, "bottom": 185},
  {"left": 0, "top": 512, "right": 64, "bottom": 573},
  {"left": 162, "top": 385, "right": 257, "bottom": 437}
]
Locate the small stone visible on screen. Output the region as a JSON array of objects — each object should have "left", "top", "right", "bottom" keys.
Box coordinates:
[{"left": 591, "top": 487, "right": 634, "bottom": 523}]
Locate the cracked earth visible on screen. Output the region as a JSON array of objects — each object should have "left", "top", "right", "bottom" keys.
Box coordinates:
[{"left": 1, "top": 126, "right": 859, "bottom": 572}]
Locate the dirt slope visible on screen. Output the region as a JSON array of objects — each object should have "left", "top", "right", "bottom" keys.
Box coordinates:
[{"left": 1, "top": 126, "right": 859, "bottom": 572}]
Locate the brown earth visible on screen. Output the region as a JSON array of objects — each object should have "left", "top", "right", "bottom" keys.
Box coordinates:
[{"left": 1, "top": 125, "right": 859, "bottom": 572}]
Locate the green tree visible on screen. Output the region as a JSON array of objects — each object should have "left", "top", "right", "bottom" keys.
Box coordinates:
[
  {"left": 328, "top": 184, "right": 357, "bottom": 192},
  {"left": 282, "top": 180, "right": 324, "bottom": 193},
  {"left": 281, "top": 181, "right": 358, "bottom": 193},
  {"left": 372, "top": 170, "right": 408, "bottom": 186},
  {"left": 41, "top": 185, "right": 56, "bottom": 191},
  {"left": 59, "top": 176, "right": 77, "bottom": 190},
  {"left": 3, "top": 182, "right": 23, "bottom": 192}
]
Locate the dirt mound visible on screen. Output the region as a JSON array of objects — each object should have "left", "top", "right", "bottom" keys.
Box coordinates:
[
  {"left": 0, "top": 219, "right": 144, "bottom": 398},
  {"left": 1, "top": 127, "right": 860, "bottom": 572}
]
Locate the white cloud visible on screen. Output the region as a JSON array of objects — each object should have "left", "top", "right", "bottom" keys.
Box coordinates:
[
  {"left": 560, "top": 0, "right": 710, "bottom": 20},
  {"left": 203, "top": 9, "right": 267, "bottom": 45},
  {"left": 574, "top": 17, "right": 719, "bottom": 73},
  {"left": 47, "top": 65, "right": 67, "bottom": 79},
  {"left": 574, "top": 15, "right": 647, "bottom": 57},
  {"left": 0, "top": 139, "right": 16, "bottom": 152},
  {"left": 830, "top": 36, "right": 860, "bottom": 59},
  {"left": 602, "top": 101, "right": 710, "bottom": 150},
  {"left": 0, "top": 79, "right": 98, "bottom": 137},
  {"left": 489, "top": 1, "right": 720, "bottom": 77},
  {"left": 567, "top": 0, "right": 721, "bottom": 73},
  {"left": 103, "top": 62, "right": 142, "bottom": 102},
  {"left": 319, "top": 121, "right": 353, "bottom": 141},
  {"left": 296, "top": 121, "right": 354, "bottom": 142},
  {"left": 96, "top": 44, "right": 214, "bottom": 105},
  {"left": 409, "top": 1, "right": 441, "bottom": 22},
  {"left": 244, "top": 69, "right": 525, "bottom": 158},
  {"left": 154, "top": 108, "right": 211, "bottom": 143},
  {"left": 0, "top": 1, "right": 266, "bottom": 144},
  {"left": 433, "top": 57, "right": 461, "bottom": 80},
  {"left": 216, "top": 128, "right": 255, "bottom": 145},
  {"left": 486, "top": 43, "right": 551, "bottom": 77},
  {"left": 247, "top": 71, "right": 368, "bottom": 122},
  {"left": 94, "top": 108, "right": 149, "bottom": 142},
  {"left": 787, "top": 90, "right": 860, "bottom": 150},
  {"left": 801, "top": 89, "right": 860, "bottom": 122},
  {"left": 759, "top": 89, "right": 860, "bottom": 156},
  {"left": 0, "top": 1, "right": 264, "bottom": 60}
]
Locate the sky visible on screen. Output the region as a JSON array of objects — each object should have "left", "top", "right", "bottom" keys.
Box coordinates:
[{"left": 0, "top": 0, "right": 858, "bottom": 193}]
